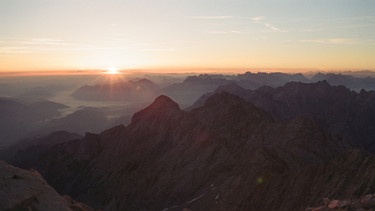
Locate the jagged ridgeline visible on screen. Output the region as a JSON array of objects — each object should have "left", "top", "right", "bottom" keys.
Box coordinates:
[{"left": 2, "top": 81, "right": 375, "bottom": 210}]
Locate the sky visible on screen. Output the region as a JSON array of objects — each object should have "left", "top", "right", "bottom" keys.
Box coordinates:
[{"left": 0, "top": 0, "right": 374, "bottom": 73}]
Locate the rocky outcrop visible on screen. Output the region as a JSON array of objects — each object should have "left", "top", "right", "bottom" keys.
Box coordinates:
[
  {"left": 307, "top": 193, "right": 375, "bottom": 211},
  {"left": 0, "top": 160, "right": 92, "bottom": 211}
]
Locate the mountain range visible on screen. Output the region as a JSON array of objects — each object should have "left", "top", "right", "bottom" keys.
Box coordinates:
[
  {"left": 71, "top": 78, "right": 159, "bottom": 101},
  {"left": 71, "top": 72, "right": 375, "bottom": 108},
  {"left": 191, "top": 81, "right": 375, "bottom": 152},
  {"left": 4, "top": 86, "right": 375, "bottom": 210}
]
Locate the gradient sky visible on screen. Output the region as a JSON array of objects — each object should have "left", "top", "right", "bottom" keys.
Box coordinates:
[{"left": 0, "top": 0, "right": 374, "bottom": 72}]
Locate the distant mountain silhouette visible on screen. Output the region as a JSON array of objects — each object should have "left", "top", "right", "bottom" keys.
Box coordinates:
[
  {"left": 160, "top": 72, "right": 308, "bottom": 107},
  {"left": 0, "top": 98, "right": 68, "bottom": 146},
  {"left": 191, "top": 81, "right": 375, "bottom": 152},
  {"left": 71, "top": 78, "right": 159, "bottom": 101},
  {"left": 234, "top": 71, "right": 309, "bottom": 88},
  {"left": 10, "top": 93, "right": 375, "bottom": 210},
  {"left": 0, "top": 97, "right": 145, "bottom": 147},
  {"left": 311, "top": 72, "right": 375, "bottom": 91},
  {"left": 70, "top": 72, "right": 375, "bottom": 109}
]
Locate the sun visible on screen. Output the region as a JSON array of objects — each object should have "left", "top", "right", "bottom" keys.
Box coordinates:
[{"left": 104, "top": 67, "right": 120, "bottom": 75}]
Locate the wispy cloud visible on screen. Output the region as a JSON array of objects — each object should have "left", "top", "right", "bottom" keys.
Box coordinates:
[
  {"left": 251, "top": 16, "right": 265, "bottom": 22},
  {"left": 0, "top": 38, "right": 179, "bottom": 55},
  {"left": 187, "top": 16, "right": 232, "bottom": 19},
  {"left": 300, "top": 38, "right": 356, "bottom": 44},
  {"left": 0, "top": 47, "right": 33, "bottom": 54},
  {"left": 264, "top": 23, "right": 286, "bottom": 32},
  {"left": 19, "top": 38, "right": 71, "bottom": 46},
  {"left": 203, "top": 30, "right": 246, "bottom": 34},
  {"left": 139, "top": 48, "right": 176, "bottom": 52},
  {"left": 251, "top": 16, "right": 287, "bottom": 32},
  {"left": 366, "top": 39, "right": 375, "bottom": 45},
  {"left": 0, "top": 37, "right": 130, "bottom": 54}
]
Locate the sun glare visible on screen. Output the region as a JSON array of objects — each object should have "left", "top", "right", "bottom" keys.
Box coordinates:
[{"left": 104, "top": 67, "right": 120, "bottom": 75}]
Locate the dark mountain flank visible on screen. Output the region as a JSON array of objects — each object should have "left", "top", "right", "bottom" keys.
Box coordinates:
[{"left": 9, "top": 92, "right": 375, "bottom": 210}]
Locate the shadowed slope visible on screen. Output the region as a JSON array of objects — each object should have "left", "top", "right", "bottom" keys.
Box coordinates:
[{"left": 7, "top": 93, "right": 357, "bottom": 210}]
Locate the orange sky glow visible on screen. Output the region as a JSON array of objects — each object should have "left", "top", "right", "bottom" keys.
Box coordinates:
[{"left": 1, "top": 0, "right": 374, "bottom": 74}]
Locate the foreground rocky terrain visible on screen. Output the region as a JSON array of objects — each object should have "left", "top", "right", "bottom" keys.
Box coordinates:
[
  {"left": 307, "top": 193, "right": 375, "bottom": 211},
  {"left": 4, "top": 89, "right": 375, "bottom": 210},
  {"left": 0, "top": 160, "right": 91, "bottom": 211}
]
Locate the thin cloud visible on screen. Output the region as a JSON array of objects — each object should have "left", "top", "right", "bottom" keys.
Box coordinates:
[
  {"left": 20, "top": 38, "right": 71, "bottom": 46},
  {"left": 304, "top": 28, "right": 323, "bottom": 32},
  {"left": 252, "top": 16, "right": 287, "bottom": 32},
  {"left": 300, "top": 38, "right": 356, "bottom": 44},
  {"left": 139, "top": 48, "right": 176, "bottom": 52},
  {"left": 46, "top": 46, "right": 130, "bottom": 52},
  {"left": 203, "top": 30, "right": 245, "bottom": 34},
  {"left": 0, "top": 47, "right": 33, "bottom": 54},
  {"left": 251, "top": 16, "right": 265, "bottom": 22},
  {"left": 0, "top": 43, "right": 129, "bottom": 54},
  {"left": 264, "top": 23, "right": 286, "bottom": 32},
  {"left": 187, "top": 16, "right": 232, "bottom": 19},
  {"left": 365, "top": 39, "right": 375, "bottom": 45}
]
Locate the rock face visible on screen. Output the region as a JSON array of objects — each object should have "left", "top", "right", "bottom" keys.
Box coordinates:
[
  {"left": 11, "top": 93, "right": 375, "bottom": 210},
  {"left": 0, "top": 160, "right": 92, "bottom": 211}
]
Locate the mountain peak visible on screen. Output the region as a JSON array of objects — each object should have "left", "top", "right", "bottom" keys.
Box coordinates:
[
  {"left": 149, "top": 95, "right": 180, "bottom": 111},
  {"left": 131, "top": 95, "right": 181, "bottom": 124}
]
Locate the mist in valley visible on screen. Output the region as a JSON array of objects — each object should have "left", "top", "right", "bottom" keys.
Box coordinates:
[
  {"left": 2, "top": 70, "right": 375, "bottom": 148},
  {"left": 0, "top": 73, "right": 188, "bottom": 147}
]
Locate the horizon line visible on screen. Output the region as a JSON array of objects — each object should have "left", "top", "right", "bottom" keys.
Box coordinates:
[{"left": 0, "top": 67, "right": 374, "bottom": 77}]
